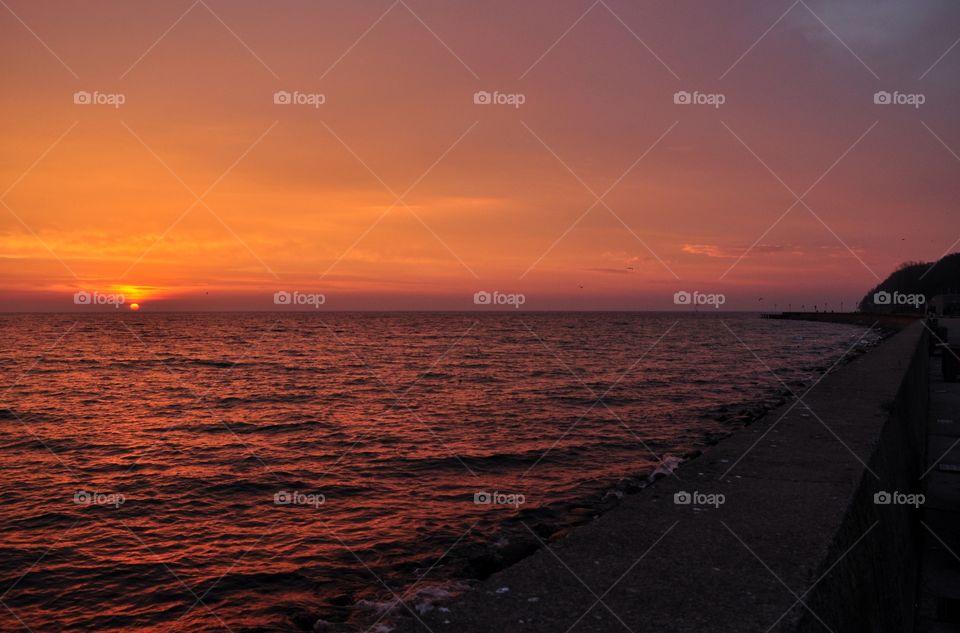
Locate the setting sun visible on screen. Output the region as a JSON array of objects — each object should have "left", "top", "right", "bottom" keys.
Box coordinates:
[{"left": 129, "top": 303, "right": 140, "bottom": 311}]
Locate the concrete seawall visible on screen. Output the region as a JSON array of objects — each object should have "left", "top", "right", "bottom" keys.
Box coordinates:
[
  {"left": 797, "top": 321, "right": 928, "bottom": 632},
  {"left": 403, "top": 322, "right": 930, "bottom": 633}
]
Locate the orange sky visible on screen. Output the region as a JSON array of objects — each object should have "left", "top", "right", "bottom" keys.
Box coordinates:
[{"left": 1, "top": 0, "right": 959, "bottom": 310}]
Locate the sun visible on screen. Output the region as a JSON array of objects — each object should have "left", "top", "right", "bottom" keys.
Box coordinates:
[{"left": 129, "top": 303, "right": 140, "bottom": 311}]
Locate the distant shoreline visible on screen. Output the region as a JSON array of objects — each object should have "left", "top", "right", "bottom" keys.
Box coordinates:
[{"left": 761, "top": 311, "right": 921, "bottom": 329}]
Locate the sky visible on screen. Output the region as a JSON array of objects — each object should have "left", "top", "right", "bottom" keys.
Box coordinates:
[{"left": 1, "top": 0, "right": 959, "bottom": 311}]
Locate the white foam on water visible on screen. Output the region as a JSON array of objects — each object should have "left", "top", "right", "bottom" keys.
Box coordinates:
[{"left": 650, "top": 455, "right": 683, "bottom": 480}]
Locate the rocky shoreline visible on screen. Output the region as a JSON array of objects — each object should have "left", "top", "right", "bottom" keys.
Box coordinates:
[{"left": 312, "top": 323, "right": 895, "bottom": 632}]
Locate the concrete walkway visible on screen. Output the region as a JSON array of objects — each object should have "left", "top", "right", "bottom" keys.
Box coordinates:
[
  {"left": 398, "top": 324, "right": 928, "bottom": 633},
  {"left": 919, "top": 351, "right": 960, "bottom": 632}
]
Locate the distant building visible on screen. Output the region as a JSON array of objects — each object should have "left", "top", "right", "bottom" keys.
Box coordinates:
[{"left": 929, "top": 294, "right": 960, "bottom": 317}]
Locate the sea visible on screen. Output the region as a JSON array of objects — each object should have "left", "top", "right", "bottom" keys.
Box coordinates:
[{"left": 0, "top": 312, "right": 881, "bottom": 632}]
